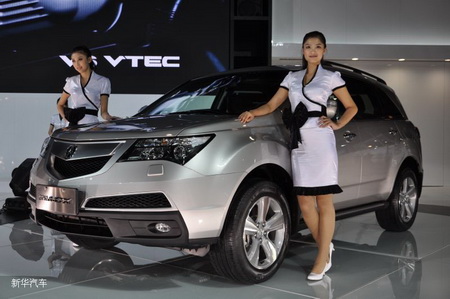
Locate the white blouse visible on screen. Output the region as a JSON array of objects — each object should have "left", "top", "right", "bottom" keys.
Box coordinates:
[
  {"left": 63, "top": 71, "right": 111, "bottom": 110},
  {"left": 280, "top": 64, "right": 345, "bottom": 114}
]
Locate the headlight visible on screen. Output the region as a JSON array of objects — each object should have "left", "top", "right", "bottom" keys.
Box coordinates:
[
  {"left": 39, "top": 137, "right": 51, "bottom": 157},
  {"left": 119, "top": 135, "right": 214, "bottom": 165}
]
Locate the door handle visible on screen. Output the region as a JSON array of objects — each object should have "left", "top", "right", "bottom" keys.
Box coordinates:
[
  {"left": 389, "top": 129, "right": 398, "bottom": 135},
  {"left": 343, "top": 131, "right": 357, "bottom": 142}
]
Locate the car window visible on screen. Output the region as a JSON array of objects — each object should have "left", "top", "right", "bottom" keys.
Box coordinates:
[
  {"left": 142, "top": 76, "right": 239, "bottom": 115},
  {"left": 345, "top": 77, "right": 382, "bottom": 120},
  {"left": 376, "top": 89, "right": 404, "bottom": 120},
  {"left": 226, "top": 90, "right": 267, "bottom": 114},
  {"left": 333, "top": 75, "right": 405, "bottom": 121},
  {"left": 150, "top": 95, "right": 216, "bottom": 114},
  {"left": 139, "top": 71, "right": 287, "bottom": 116}
]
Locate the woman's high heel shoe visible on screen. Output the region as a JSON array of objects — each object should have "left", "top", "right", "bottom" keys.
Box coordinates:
[
  {"left": 324, "top": 242, "right": 335, "bottom": 273},
  {"left": 307, "top": 269, "right": 326, "bottom": 281},
  {"left": 308, "top": 242, "right": 335, "bottom": 281}
]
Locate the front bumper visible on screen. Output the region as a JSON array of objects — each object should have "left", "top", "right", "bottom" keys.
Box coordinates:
[
  {"left": 28, "top": 200, "right": 197, "bottom": 246},
  {"left": 28, "top": 156, "right": 244, "bottom": 245}
]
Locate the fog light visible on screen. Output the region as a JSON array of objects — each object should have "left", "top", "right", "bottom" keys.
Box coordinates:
[{"left": 155, "top": 222, "right": 172, "bottom": 233}]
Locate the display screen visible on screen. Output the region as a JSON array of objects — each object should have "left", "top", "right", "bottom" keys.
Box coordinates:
[{"left": 0, "top": 0, "right": 230, "bottom": 94}]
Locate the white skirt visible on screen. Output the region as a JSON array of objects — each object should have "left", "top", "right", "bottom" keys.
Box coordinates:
[{"left": 291, "top": 123, "right": 342, "bottom": 195}]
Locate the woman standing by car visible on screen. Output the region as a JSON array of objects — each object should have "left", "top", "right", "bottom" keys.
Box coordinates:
[
  {"left": 239, "top": 31, "right": 358, "bottom": 281},
  {"left": 57, "top": 45, "right": 119, "bottom": 126}
]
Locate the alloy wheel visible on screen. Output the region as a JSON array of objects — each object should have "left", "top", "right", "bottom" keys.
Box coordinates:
[{"left": 243, "top": 196, "right": 286, "bottom": 269}]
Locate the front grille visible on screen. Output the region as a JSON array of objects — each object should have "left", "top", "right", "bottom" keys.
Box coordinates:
[
  {"left": 0, "top": 0, "right": 48, "bottom": 27},
  {"left": 39, "top": 211, "right": 112, "bottom": 237},
  {"left": 85, "top": 193, "right": 171, "bottom": 209},
  {"left": 53, "top": 156, "right": 110, "bottom": 179}
]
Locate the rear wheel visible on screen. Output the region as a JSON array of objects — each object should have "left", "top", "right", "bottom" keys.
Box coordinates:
[
  {"left": 66, "top": 234, "right": 118, "bottom": 249},
  {"left": 376, "top": 168, "right": 419, "bottom": 231},
  {"left": 209, "top": 181, "right": 291, "bottom": 284}
]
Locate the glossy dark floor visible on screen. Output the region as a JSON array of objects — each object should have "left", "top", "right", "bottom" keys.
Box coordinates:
[{"left": 1, "top": 184, "right": 449, "bottom": 299}]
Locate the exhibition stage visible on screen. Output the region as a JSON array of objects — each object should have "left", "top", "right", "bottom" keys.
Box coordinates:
[{"left": 1, "top": 183, "right": 449, "bottom": 298}]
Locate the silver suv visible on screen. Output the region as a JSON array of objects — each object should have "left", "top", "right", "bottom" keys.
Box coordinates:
[{"left": 28, "top": 61, "right": 423, "bottom": 283}]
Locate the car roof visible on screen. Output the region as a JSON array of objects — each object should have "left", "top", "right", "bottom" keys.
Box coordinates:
[{"left": 193, "top": 60, "right": 387, "bottom": 86}]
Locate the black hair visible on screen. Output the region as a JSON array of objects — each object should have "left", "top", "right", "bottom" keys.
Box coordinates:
[
  {"left": 71, "top": 45, "right": 95, "bottom": 69},
  {"left": 301, "top": 31, "right": 327, "bottom": 69}
]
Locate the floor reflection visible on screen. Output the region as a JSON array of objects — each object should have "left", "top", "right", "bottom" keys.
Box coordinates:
[
  {"left": 9, "top": 220, "right": 45, "bottom": 262},
  {"left": 307, "top": 275, "right": 333, "bottom": 299},
  {"left": 1, "top": 205, "right": 448, "bottom": 298},
  {"left": 289, "top": 229, "right": 422, "bottom": 299}
]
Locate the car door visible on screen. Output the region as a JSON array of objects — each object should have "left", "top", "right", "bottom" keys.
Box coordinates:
[
  {"left": 325, "top": 93, "right": 361, "bottom": 208},
  {"left": 348, "top": 79, "right": 403, "bottom": 202},
  {"left": 334, "top": 118, "right": 361, "bottom": 208}
]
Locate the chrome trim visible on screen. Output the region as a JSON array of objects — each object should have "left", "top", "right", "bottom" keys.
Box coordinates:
[
  {"left": 52, "top": 140, "right": 126, "bottom": 161},
  {"left": 82, "top": 207, "right": 177, "bottom": 213}
]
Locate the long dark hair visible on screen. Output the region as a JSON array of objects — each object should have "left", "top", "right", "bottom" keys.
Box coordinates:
[
  {"left": 71, "top": 45, "right": 95, "bottom": 69},
  {"left": 301, "top": 31, "right": 327, "bottom": 69}
]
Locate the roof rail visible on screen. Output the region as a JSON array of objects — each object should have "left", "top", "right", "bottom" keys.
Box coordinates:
[{"left": 322, "top": 60, "right": 386, "bottom": 85}]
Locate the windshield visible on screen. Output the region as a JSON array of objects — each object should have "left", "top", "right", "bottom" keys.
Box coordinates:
[{"left": 136, "top": 70, "right": 288, "bottom": 117}]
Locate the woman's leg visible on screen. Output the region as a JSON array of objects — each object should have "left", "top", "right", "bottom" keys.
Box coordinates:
[
  {"left": 298, "top": 194, "right": 335, "bottom": 274},
  {"left": 298, "top": 195, "right": 319, "bottom": 242},
  {"left": 313, "top": 194, "right": 335, "bottom": 273}
]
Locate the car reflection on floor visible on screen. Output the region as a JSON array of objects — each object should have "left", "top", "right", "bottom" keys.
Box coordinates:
[{"left": 4, "top": 217, "right": 422, "bottom": 297}]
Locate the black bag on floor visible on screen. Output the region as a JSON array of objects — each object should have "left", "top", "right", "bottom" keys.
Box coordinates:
[{"left": 9, "top": 158, "right": 35, "bottom": 197}]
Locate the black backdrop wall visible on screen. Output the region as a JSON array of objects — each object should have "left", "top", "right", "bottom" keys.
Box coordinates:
[{"left": 232, "top": 0, "right": 272, "bottom": 69}]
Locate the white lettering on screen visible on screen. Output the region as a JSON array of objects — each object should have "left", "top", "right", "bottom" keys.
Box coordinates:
[{"left": 60, "top": 55, "right": 180, "bottom": 68}]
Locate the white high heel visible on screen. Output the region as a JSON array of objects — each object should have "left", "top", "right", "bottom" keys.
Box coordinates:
[
  {"left": 308, "top": 242, "right": 335, "bottom": 281},
  {"left": 307, "top": 269, "right": 326, "bottom": 281},
  {"left": 324, "top": 242, "right": 335, "bottom": 273}
]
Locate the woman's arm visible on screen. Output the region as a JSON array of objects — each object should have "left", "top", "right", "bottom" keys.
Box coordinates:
[
  {"left": 239, "top": 87, "right": 289, "bottom": 123},
  {"left": 48, "top": 124, "right": 54, "bottom": 136},
  {"left": 319, "top": 86, "right": 358, "bottom": 130},
  {"left": 100, "top": 95, "right": 120, "bottom": 121},
  {"left": 57, "top": 93, "right": 70, "bottom": 122}
]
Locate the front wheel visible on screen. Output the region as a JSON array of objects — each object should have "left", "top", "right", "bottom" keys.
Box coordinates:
[
  {"left": 376, "top": 168, "right": 419, "bottom": 231},
  {"left": 209, "top": 181, "right": 291, "bottom": 284}
]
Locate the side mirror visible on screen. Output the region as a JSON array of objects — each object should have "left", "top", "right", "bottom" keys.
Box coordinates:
[
  {"left": 327, "top": 95, "right": 338, "bottom": 119},
  {"left": 138, "top": 105, "right": 148, "bottom": 113}
]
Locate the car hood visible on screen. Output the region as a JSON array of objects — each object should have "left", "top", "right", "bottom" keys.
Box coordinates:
[{"left": 51, "top": 114, "right": 238, "bottom": 141}]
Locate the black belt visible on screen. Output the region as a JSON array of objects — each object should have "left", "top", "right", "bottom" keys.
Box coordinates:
[
  {"left": 284, "top": 103, "right": 326, "bottom": 150},
  {"left": 85, "top": 109, "right": 98, "bottom": 116},
  {"left": 64, "top": 107, "right": 98, "bottom": 126}
]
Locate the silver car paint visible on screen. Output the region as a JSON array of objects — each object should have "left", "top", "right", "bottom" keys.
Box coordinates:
[{"left": 29, "top": 112, "right": 291, "bottom": 239}]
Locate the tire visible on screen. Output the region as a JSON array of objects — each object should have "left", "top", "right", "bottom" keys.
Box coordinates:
[
  {"left": 376, "top": 168, "right": 419, "bottom": 232},
  {"left": 66, "top": 234, "right": 118, "bottom": 250},
  {"left": 209, "top": 181, "right": 291, "bottom": 284}
]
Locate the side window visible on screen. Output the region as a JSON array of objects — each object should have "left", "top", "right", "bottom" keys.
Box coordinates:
[
  {"left": 225, "top": 72, "right": 286, "bottom": 115},
  {"left": 226, "top": 90, "right": 266, "bottom": 114},
  {"left": 338, "top": 76, "right": 383, "bottom": 120},
  {"left": 375, "top": 89, "right": 404, "bottom": 120}
]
